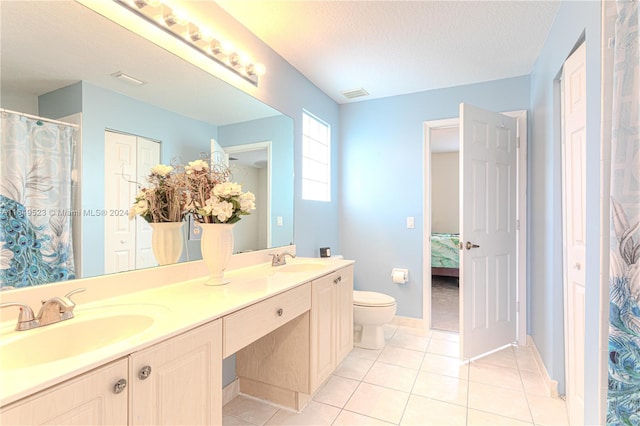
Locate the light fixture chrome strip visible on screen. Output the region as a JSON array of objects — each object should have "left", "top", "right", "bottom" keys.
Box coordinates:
[{"left": 114, "top": 0, "right": 265, "bottom": 86}]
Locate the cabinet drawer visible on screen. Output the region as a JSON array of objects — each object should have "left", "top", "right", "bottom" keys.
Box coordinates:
[{"left": 223, "top": 283, "right": 311, "bottom": 357}]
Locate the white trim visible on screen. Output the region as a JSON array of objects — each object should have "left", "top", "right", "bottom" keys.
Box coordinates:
[
  {"left": 391, "top": 315, "right": 427, "bottom": 329},
  {"left": 599, "top": 3, "right": 615, "bottom": 422},
  {"left": 422, "top": 110, "right": 528, "bottom": 345},
  {"left": 222, "top": 378, "right": 240, "bottom": 406},
  {"left": 528, "top": 335, "right": 560, "bottom": 397},
  {"left": 224, "top": 141, "right": 273, "bottom": 248},
  {"left": 503, "top": 109, "right": 528, "bottom": 345},
  {"left": 423, "top": 117, "right": 459, "bottom": 331}
]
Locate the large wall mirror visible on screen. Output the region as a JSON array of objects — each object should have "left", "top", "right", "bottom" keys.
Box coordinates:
[{"left": 0, "top": 1, "right": 294, "bottom": 289}]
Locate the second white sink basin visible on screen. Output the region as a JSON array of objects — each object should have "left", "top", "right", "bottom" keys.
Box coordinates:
[
  {"left": 277, "top": 263, "right": 327, "bottom": 273},
  {"left": 0, "top": 313, "right": 155, "bottom": 370}
]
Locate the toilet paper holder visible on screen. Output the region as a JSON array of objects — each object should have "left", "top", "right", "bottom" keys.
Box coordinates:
[{"left": 391, "top": 268, "right": 408, "bottom": 283}]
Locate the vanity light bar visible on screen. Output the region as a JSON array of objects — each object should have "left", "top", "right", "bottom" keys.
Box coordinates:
[{"left": 114, "top": 0, "right": 266, "bottom": 86}]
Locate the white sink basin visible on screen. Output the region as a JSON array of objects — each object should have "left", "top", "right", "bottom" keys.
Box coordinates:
[
  {"left": 0, "top": 313, "right": 155, "bottom": 370},
  {"left": 277, "top": 263, "right": 327, "bottom": 273}
]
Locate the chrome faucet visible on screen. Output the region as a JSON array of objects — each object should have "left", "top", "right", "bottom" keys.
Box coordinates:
[
  {"left": 270, "top": 251, "right": 296, "bottom": 266},
  {"left": 0, "top": 288, "right": 85, "bottom": 331},
  {"left": 38, "top": 288, "right": 86, "bottom": 326}
]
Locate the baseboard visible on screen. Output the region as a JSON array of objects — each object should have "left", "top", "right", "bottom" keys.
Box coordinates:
[
  {"left": 222, "top": 378, "right": 240, "bottom": 406},
  {"left": 391, "top": 315, "right": 425, "bottom": 329},
  {"left": 527, "top": 335, "right": 559, "bottom": 397}
]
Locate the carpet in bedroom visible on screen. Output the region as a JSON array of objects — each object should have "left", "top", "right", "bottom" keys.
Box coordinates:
[{"left": 431, "top": 276, "right": 459, "bottom": 333}]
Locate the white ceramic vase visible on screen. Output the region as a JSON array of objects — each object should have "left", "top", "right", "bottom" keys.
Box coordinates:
[
  {"left": 199, "top": 222, "right": 235, "bottom": 286},
  {"left": 150, "top": 222, "right": 184, "bottom": 265}
]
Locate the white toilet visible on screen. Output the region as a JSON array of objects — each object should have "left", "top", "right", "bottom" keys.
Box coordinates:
[{"left": 353, "top": 290, "right": 397, "bottom": 350}]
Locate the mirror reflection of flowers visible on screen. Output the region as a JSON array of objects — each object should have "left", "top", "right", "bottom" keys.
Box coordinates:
[
  {"left": 129, "top": 164, "right": 185, "bottom": 223},
  {"left": 184, "top": 159, "right": 256, "bottom": 224}
]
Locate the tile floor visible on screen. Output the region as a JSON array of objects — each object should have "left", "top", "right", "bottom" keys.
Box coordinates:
[
  {"left": 223, "top": 325, "right": 569, "bottom": 425},
  {"left": 431, "top": 277, "right": 459, "bottom": 333}
]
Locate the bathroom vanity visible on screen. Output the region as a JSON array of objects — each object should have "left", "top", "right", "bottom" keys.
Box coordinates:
[{"left": 0, "top": 251, "right": 354, "bottom": 425}]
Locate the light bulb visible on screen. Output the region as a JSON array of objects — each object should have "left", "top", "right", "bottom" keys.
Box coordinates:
[
  {"left": 245, "top": 64, "right": 266, "bottom": 78},
  {"left": 188, "top": 23, "right": 202, "bottom": 42},
  {"left": 209, "top": 39, "right": 223, "bottom": 55}
]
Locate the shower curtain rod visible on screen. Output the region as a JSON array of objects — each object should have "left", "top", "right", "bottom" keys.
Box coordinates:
[{"left": 0, "top": 108, "right": 80, "bottom": 128}]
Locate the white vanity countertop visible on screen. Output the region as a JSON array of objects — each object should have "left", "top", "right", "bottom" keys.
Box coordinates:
[{"left": 0, "top": 257, "right": 354, "bottom": 406}]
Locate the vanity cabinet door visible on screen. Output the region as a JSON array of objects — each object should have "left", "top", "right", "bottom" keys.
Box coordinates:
[
  {"left": 129, "top": 320, "right": 222, "bottom": 426},
  {"left": 310, "top": 265, "right": 354, "bottom": 392},
  {"left": 0, "top": 359, "right": 128, "bottom": 426},
  {"left": 310, "top": 273, "right": 336, "bottom": 391},
  {"left": 335, "top": 265, "right": 354, "bottom": 363}
]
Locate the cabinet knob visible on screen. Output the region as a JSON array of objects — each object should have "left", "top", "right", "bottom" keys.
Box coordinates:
[
  {"left": 277, "top": 308, "right": 283, "bottom": 317},
  {"left": 113, "top": 378, "right": 127, "bottom": 394},
  {"left": 138, "top": 365, "right": 152, "bottom": 380}
]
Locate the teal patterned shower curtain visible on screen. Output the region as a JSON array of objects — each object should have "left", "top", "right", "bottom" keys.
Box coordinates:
[
  {"left": 608, "top": 1, "right": 640, "bottom": 424},
  {"left": 0, "top": 110, "right": 77, "bottom": 288}
]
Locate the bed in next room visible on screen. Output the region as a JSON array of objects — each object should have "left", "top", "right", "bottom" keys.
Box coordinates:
[{"left": 431, "top": 232, "right": 460, "bottom": 278}]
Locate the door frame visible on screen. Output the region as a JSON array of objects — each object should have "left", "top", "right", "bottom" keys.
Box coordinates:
[
  {"left": 224, "top": 141, "right": 272, "bottom": 249},
  {"left": 422, "top": 109, "right": 528, "bottom": 345}
]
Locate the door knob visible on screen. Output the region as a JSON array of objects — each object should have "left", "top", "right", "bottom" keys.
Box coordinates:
[
  {"left": 575, "top": 262, "right": 581, "bottom": 270},
  {"left": 465, "top": 241, "right": 480, "bottom": 250}
]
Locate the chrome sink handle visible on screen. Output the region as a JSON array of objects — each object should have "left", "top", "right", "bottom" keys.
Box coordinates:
[
  {"left": 60, "top": 288, "right": 86, "bottom": 320},
  {"left": 269, "top": 251, "right": 296, "bottom": 266},
  {"left": 0, "top": 302, "right": 39, "bottom": 331}
]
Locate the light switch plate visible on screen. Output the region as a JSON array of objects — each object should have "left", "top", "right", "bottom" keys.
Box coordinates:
[{"left": 407, "top": 216, "right": 415, "bottom": 229}]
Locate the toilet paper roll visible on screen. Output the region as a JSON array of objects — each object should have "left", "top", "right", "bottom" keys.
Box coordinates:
[{"left": 392, "top": 270, "right": 406, "bottom": 284}]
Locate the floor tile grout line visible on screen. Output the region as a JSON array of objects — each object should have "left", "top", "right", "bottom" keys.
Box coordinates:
[{"left": 514, "top": 345, "right": 538, "bottom": 425}]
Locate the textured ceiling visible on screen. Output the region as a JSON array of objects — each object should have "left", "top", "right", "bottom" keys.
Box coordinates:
[{"left": 216, "top": 0, "right": 561, "bottom": 103}]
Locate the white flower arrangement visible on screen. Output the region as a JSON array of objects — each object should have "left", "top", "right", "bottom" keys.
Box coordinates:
[
  {"left": 130, "top": 157, "right": 256, "bottom": 225},
  {"left": 128, "top": 164, "right": 185, "bottom": 223},
  {"left": 184, "top": 160, "right": 255, "bottom": 224}
]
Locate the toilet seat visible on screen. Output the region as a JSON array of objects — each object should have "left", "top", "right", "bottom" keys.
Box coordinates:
[{"left": 353, "top": 291, "right": 396, "bottom": 307}]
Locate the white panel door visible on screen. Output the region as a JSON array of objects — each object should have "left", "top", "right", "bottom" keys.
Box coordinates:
[
  {"left": 459, "top": 103, "right": 518, "bottom": 360},
  {"left": 136, "top": 138, "right": 161, "bottom": 268},
  {"left": 104, "top": 131, "right": 137, "bottom": 274},
  {"left": 562, "top": 42, "right": 586, "bottom": 426}
]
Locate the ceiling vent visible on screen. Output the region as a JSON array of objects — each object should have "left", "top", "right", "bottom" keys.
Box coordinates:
[{"left": 341, "top": 88, "right": 369, "bottom": 100}]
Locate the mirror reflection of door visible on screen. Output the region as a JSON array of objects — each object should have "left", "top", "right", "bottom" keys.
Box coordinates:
[
  {"left": 224, "top": 142, "right": 271, "bottom": 253},
  {"left": 104, "top": 130, "right": 160, "bottom": 274}
]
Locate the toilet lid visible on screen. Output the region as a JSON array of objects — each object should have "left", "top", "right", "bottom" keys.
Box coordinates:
[{"left": 353, "top": 291, "right": 396, "bottom": 307}]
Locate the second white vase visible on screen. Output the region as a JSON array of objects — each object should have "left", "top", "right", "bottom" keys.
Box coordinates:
[
  {"left": 150, "top": 222, "right": 184, "bottom": 265},
  {"left": 199, "top": 222, "right": 235, "bottom": 286}
]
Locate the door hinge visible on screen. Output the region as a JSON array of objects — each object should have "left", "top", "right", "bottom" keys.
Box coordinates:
[
  {"left": 516, "top": 219, "right": 520, "bottom": 230},
  {"left": 517, "top": 136, "right": 520, "bottom": 149},
  {"left": 516, "top": 301, "right": 520, "bottom": 313}
]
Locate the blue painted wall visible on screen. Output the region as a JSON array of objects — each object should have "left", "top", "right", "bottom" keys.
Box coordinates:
[
  {"left": 196, "top": 3, "right": 342, "bottom": 259},
  {"left": 219, "top": 115, "right": 295, "bottom": 248},
  {"left": 339, "top": 76, "right": 530, "bottom": 318},
  {"left": 528, "top": 2, "right": 601, "bottom": 416}
]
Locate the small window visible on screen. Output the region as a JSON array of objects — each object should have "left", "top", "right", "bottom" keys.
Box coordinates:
[{"left": 302, "top": 111, "right": 331, "bottom": 202}]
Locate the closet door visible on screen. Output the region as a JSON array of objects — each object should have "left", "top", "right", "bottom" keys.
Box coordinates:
[
  {"left": 104, "top": 131, "right": 137, "bottom": 274},
  {"left": 104, "top": 131, "right": 160, "bottom": 274},
  {"left": 135, "top": 137, "right": 160, "bottom": 269}
]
